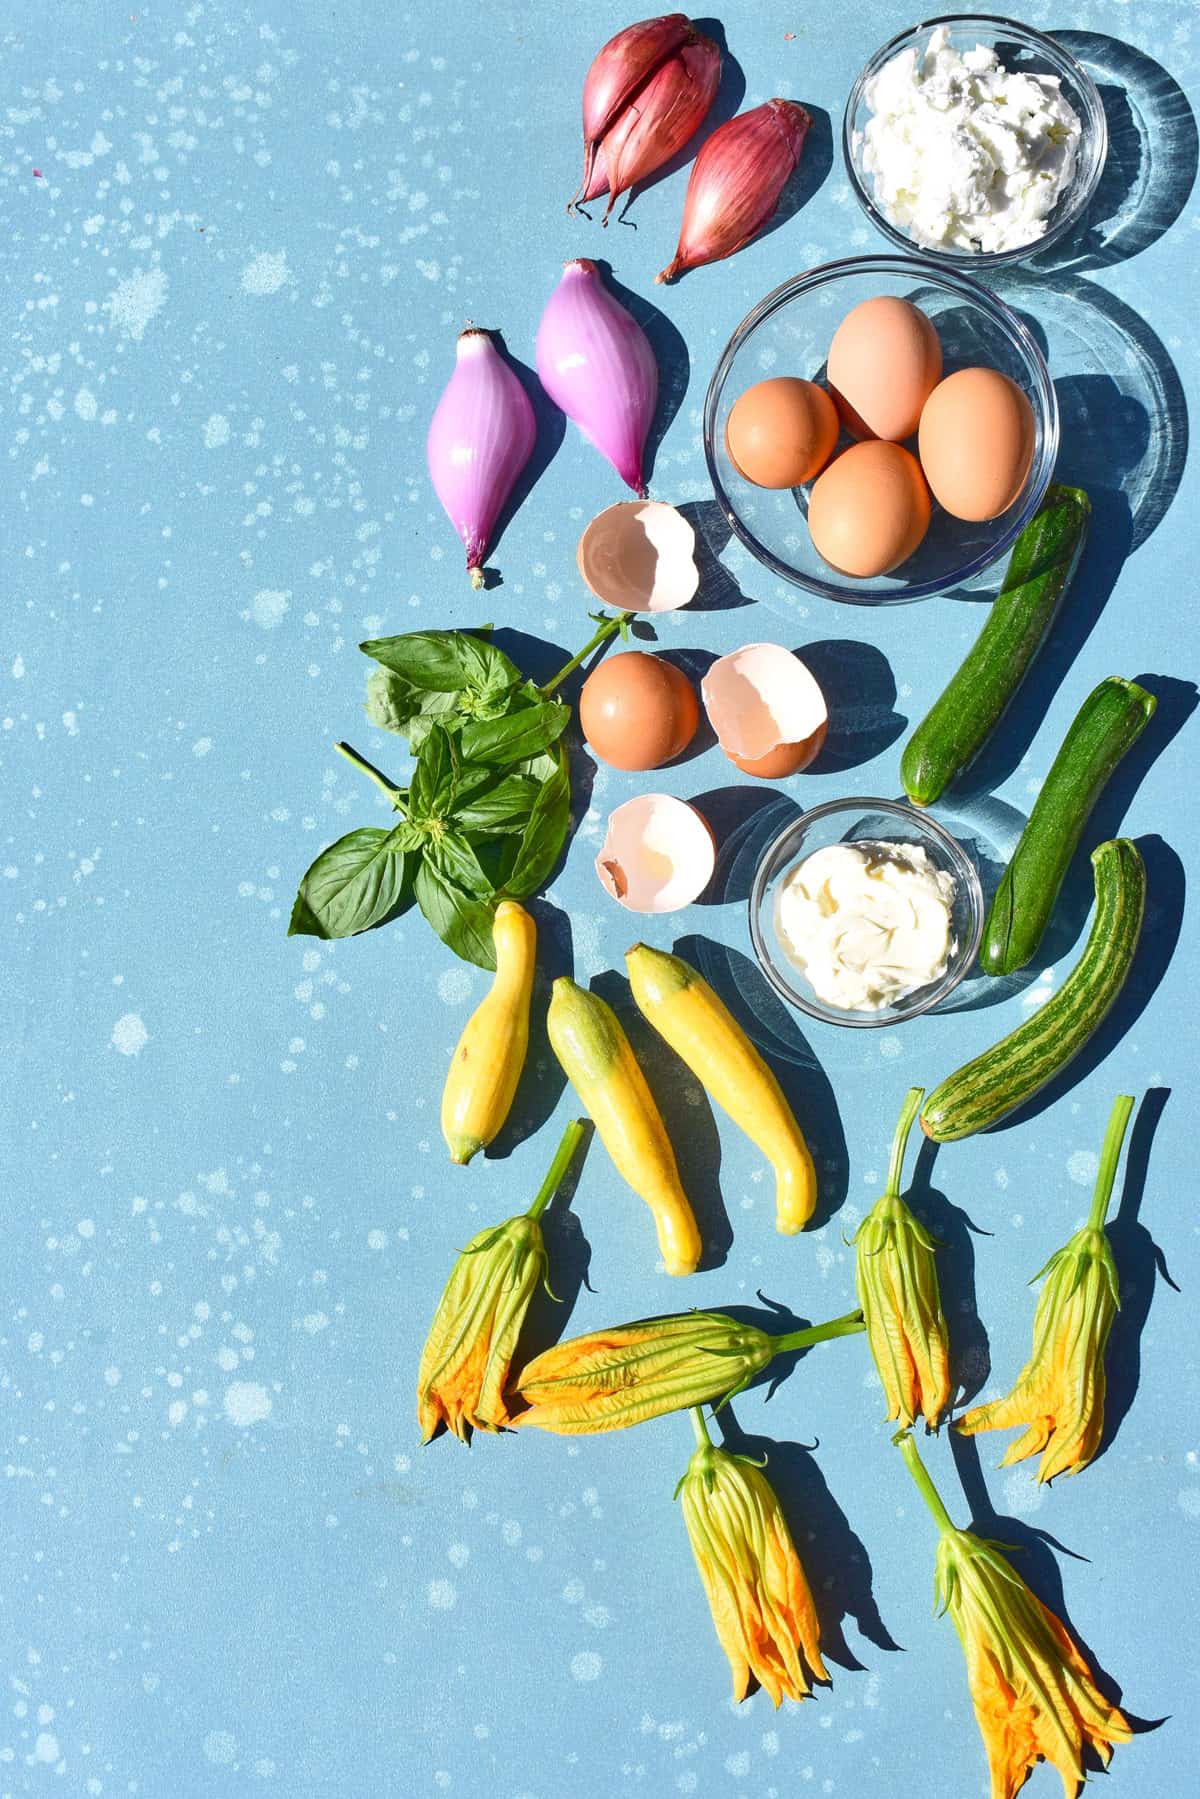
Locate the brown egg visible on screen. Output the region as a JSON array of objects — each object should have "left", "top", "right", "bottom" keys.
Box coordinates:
[
  {"left": 807, "top": 441, "right": 931, "bottom": 578},
  {"left": 725, "top": 377, "right": 839, "bottom": 488},
  {"left": 580, "top": 652, "right": 699, "bottom": 771},
  {"left": 918, "top": 367, "right": 1036, "bottom": 521},
  {"left": 827, "top": 297, "right": 943, "bottom": 442}
]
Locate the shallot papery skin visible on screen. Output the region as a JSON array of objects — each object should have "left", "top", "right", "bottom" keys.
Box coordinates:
[
  {"left": 536, "top": 260, "right": 658, "bottom": 496},
  {"left": 578, "top": 33, "right": 722, "bottom": 220},
  {"left": 426, "top": 329, "right": 537, "bottom": 589},
  {"left": 573, "top": 12, "right": 693, "bottom": 206},
  {"left": 657, "top": 99, "right": 812, "bottom": 283}
]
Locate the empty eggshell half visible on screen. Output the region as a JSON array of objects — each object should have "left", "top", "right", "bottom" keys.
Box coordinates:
[
  {"left": 577, "top": 500, "right": 699, "bottom": 613},
  {"left": 701, "top": 643, "right": 828, "bottom": 779},
  {"left": 596, "top": 793, "right": 715, "bottom": 913}
]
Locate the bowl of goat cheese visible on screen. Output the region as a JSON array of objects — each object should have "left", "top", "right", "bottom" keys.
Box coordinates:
[
  {"left": 843, "top": 15, "right": 1107, "bottom": 266},
  {"left": 748, "top": 797, "right": 984, "bottom": 1027}
]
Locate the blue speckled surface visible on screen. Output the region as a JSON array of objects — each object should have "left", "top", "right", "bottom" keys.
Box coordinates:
[{"left": 2, "top": 4, "right": 1197, "bottom": 1795}]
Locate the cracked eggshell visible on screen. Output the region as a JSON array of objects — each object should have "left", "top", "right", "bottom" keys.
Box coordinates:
[
  {"left": 576, "top": 500, "right": 699, "bottom": 612},
  {"left": 701, "top": 643, "right": 828, "bottom": 779},
  {"left": 595, "top": 793, "right": 715, "bottom": 913}
]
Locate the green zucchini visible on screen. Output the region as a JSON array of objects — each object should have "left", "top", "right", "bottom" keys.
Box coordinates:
[
  {"left": 901, "top": 486, "right": 1090, "bottom": 808},
  {"left": 921, "top": 838, "right": 1145, "bottom": 1143},
  {"left": 980, "top": 676, "right": 1156, "bottom": 976}
]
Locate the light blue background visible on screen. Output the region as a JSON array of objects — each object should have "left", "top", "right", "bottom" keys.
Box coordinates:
[{"left": 2, "top": 3, "right": 1197, "bottom": 1796}]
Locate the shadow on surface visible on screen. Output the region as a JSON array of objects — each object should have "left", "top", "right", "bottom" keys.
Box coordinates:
[
  {"left": 591, "top": 968, "right": 733, "bottom": 1270},
  {"left": 596, "top": 260, "right": 690, "bottom": 491},
  {"left": 1032, "top": 33, "right": 1198, "bottom": 274},
  {"left": 1002, "top": 273, "right": 1189, "bottom": 558},
  {"left": 676, "top": 933, "right": 848, "bottom": 1231},
  {"left": 478, "top": 333, "right": 566, "bottom": 590},
  {"left": 910, "top": 1139, "right": 992, "bottom": 1407},
  {"left": 717, "top": 1401, "right": 903, "bottom": 1667},
  {"left": 510, "top": 1123, "right": 597, "bottom": 1368},
  {"left": 802, "top": 639, "right": 906, "bottom": 773},
  {"left": 677, "top": 499, "right": 756, "bottom": 610}
]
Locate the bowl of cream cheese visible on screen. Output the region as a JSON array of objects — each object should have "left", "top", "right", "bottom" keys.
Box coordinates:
[
  {"left": 749, "top": 797, "right": 984, "bottom": 1027},
  {"left": 843, "top": 15, "right": 1107, "bottom": 267}
]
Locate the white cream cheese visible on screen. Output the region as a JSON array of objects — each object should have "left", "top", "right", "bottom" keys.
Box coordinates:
[
  {"left": 858, "top": 26, "right": 1083, "bottom": 254},
  {"left": 776, "top": 840, "right": 957, "bottom": 1011}
]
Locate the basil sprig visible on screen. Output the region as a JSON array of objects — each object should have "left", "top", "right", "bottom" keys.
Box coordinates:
[{"left": 289, "top": 613, "right": 632, "bottom": 968}]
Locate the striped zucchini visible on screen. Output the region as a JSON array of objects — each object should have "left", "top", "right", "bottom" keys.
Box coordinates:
[{"left": 921, "top": 838, "right": 1145, "bottom": 1143}]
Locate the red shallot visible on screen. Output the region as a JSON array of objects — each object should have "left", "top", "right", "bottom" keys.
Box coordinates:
[
  {"left": 575, "top": 27, "right": 721, "bottom": 221},
  {"left": 536, "top": 259, "right": 658, "bottom": 496},
  {"left": 657, "top": 99, "right": 812, "bottom": 283},
  {"left": 426, "top": 329, "right": 536, "bottom": 589},
  {"left": 573, "top": 13, "right": 693, "bottom": 207}
]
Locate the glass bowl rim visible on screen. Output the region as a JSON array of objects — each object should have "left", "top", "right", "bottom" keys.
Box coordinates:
[
  {"left": 747, "top": 794, "right": 986, "bottom": 1028},
  {"left": 841, "top": 12, "right": 1109, "bottom": 270},
  {"left": 702, "top": 252, "right": 1060, "bottom": 605}
]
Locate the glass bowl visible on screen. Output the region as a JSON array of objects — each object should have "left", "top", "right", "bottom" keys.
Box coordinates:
[
  {"left": 843, "top": 14, "right": 1108, "bottom": 269},
  {"left": 748, "top": 796, "right": 984, "bottom": 1029},
  {"left": 704, "top": 254, "right": 1058, "bottom": 604}
]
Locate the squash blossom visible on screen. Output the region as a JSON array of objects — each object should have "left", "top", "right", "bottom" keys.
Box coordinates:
[
  {"left": 677, "top": 1408, "right": 828, "bottom": 1706},
  {"left": 957, "top": 1095, "right": 1133, "bottom": 1483},
  {"left": 509, "top": 1306, "right": 864, "bottom": 1435},
  {"left": 895, "top": 1429, "right": 1132, "bottom": 1799},
  {"left": 417, "top": 1119, "right": 585, "bottom": 1443},
  {"left": 852, "top": 1086, "right": 951, "bottom": 1429}
]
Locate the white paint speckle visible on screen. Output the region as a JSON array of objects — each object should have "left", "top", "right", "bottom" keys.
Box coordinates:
[
  {"left": 74, "top": 386, "right": 98, "bottom": 421},
  {"left": 570, "top": 1651, "right": 603, "bottom": 1682},
  {"left": 1001, "top": 1465, "right": 1046, "bottom": 1515},
  {"left": 427, "top": 1578, "right": 457, "bottom": 1611},
  {"left": 32, "top": 1733, "right": 59, "bottom": 1765},
  {"left": 1067, "top": 1150, "right": 1099, "bottom": 1186},
  {"left": 241, "top": 250, "right": 290, "bottom": 295},
  {"left": 203, "top": 1731, "right": 237, "bottom": 1765},
  {"left": 202, "top": 413, "right": 230, "bottom": 449},
  {"left": 105, "top": 266, "right": 168, "bottom": 340},
  {"left": 111, "top": 1013, "right": 149, "bottom": 1056},
  {"left": 250, "top": 589, "right": 290, "bottom": 629},
  {"left": 223, "top": 1381, "right": 272, "bottom": 1427}
]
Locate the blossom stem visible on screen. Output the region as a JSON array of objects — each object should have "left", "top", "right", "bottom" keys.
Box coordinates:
[
  {"left": 334, "top": 740, "right": 404, "bottom": 807},
  {"left": 526, "top": 1118, "right": 588, "bottom": 1222},
  {"left": 538, "top": 611, "right": 635, "bottom": 697},
  {"left": 771, "top": 1308, "right": 865, "bottom": 1355},
  {"left": 885, "top": 1087, "right": 925, "bottom": 1197},
  {"left": 1087, "top": 1094, "right": 1136, "bottom": 1232},
  {"left": 892, "top": 1427, "right": 957, "bottom": 1536},
  {"left": 690, "top": 1405, "right": 712, "bottom": 1451}
]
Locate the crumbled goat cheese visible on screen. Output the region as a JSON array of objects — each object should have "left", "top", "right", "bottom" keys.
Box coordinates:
[{"left": 858, "top": 26, "right": 1083, "bottom": 254}]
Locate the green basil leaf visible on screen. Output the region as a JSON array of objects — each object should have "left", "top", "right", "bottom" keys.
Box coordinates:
[
  {"left": 414, "top": 860, "right": 497, "bottom": 970},
  {"left": 453, "top": 774, "right": 538, "bottom": 833},
  {"left": 360, "top": 629, "right": 520, "bottom": 695},
  {"left": 431, "top": 831, "right": 494, "bottom": 896},
  {"left": 504, "top": 745, "right": 571, "bottom": 897},
  {"left": 366, "top": 669, "right": 461, "bottom": 739},
  {"left": 410, "top": 723, "right": 457, "bottom": 817},
  {"left": 460, "top": 701, "right": 569, "bottom": 765},
  {"left": 288, "top": 827, "right": 411, "bottom": 939}
]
